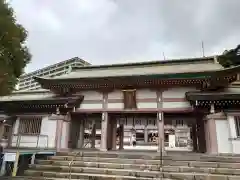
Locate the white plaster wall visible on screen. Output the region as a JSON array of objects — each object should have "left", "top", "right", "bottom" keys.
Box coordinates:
[
  {"left": 108, "top": 90, "right": 123, "bottom": 109},
  {"left": 60, "top": 121, "right": 69, "bottom": 149},
  {"left": 108, "top": 103, "right": 124, "bottom": 109},
  {"left": 137, "top": 89, "right": 157, "bottom": 109},
  {"left": 215, "top": 120, "right": 232, "bottom": 154},
  {"left": 108, "top": 90, "right": 122, "bottom": 99},
  {"left": 162, "top": 87, "right": 196, "bottom": 98},
  {"left": 228, "top": 115, "right": 237, "bottom": 138},
  {"left": 138, "top": 102, "right": 157, "bottom": 109},
  {"left": 80, "top": 103, "right": 103, "bottom": 109},
  {"left": 81, "top": 91, "right": 103, "bottom": 100},
  {"left": 108, "top": 89, "right": 158, "bottom": 110},
  {"left": 11, "top": 116, "right": 57, "bottom": 148},
  {"left": 108, "top": 101, "right": 157, "bottom": 109},
  {"left": 228, "top": 115, "right": 240, "bottom": 154},
  {"left": 11, "top": 135, "right": 48, "bottom": 148},
  {"left": 162, "top": 101, "right": 191, "bottom": 109},
  {"left": 137, "top": 89, "right": 156, "bottom": 99},
  {"left": 79, "top": 91, "right": 103, "bottom": 109},
  {"left": 204, "top": 120, "right": 210, "bottom": 153},
  {"left": 40, "top": 116, "right": 57, "bottom": 148}
]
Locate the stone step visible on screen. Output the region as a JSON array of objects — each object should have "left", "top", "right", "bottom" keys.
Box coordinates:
[
  {"left": 37, "top": 159, "right": 168, "bottom": 171},
  {"left": 1, "top": 177, "right": 89, "bottom": 180},
  {"left": 55, "top": 151, "right": 208, "bottom": 157},
  {"left": 29, "top": 164, "right": 161, "bottom": 178},
  {"left": 49, "top": 156, "right": 163, "bottom": 165},
  {"left": 56, "top": 150, "right": 240, "bottom": 158},
  {"left": 24, "top": 170, "right": 157, "bottom": 180},
  {"left": 49, "top": 155, "right": 240, "bottom": 165},
  {"left": 37, "top": 159, "right": 240, "bottom": 169},
  {"left": 4, "top": 177, "right": 168, "bottom": 180},
  {"left": 14, "top": 176, "right": 173, "bottom": 180},
  {"left": 54, "top": 151, "right": 240, "bottom": 163},
  {"left": 56, "top": 151, "right": 156, "bottom": 159},
  {"left": 24, "top": 169, "right": 240, "bottom": 180},
  {"left": 29, "top": 164, "right": 240, "bottom": 176}
]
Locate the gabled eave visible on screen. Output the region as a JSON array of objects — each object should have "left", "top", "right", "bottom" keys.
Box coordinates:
[
  {"left": 0, "top": 95, "right": 84, "bottom": 114},
  {"left": 34, "top": 65, "right": 240, "bottom": 91}
]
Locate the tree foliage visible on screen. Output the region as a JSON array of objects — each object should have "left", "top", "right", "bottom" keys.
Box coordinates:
[
  {"left": 0, "top": 0, "right": 31, "bottom": 95},
  {"left": 218, "top": 44, "right": 240, "bottom": 68}
]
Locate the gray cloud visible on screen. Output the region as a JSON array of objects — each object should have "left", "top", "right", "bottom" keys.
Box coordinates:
[{"left": 10, "top": 0, "right": 240, "bottom": 72}]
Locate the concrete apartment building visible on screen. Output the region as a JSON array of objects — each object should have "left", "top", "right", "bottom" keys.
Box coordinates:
[{"left": 17, "top": 57, "right": 90, "bottom": 91}]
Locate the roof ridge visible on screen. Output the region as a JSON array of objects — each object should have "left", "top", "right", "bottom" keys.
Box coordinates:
[{"left": 70, "top": 56, "right": 215, "bottom": 71}]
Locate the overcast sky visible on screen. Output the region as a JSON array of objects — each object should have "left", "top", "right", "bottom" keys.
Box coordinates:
[{"left": 10, "top": 0, "right": 240, "bottom": 72}]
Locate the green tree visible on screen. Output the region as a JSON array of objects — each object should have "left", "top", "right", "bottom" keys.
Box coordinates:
[
  {"left": 0, "top": 0, "right": 31, "bottom": 95},
  {"left": 218, "top": 44, "right": 240, "bottom": 68}
]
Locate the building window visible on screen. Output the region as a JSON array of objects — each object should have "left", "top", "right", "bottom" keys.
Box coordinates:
[
  {"left": 235, "top": 116, "right": 240, "bottom": 137},
  {"left": 123, "top": 89, "right": 137, "bottom": 109},
  {"left": 18, "top": 117, "right": 42, "bottom": 134}
]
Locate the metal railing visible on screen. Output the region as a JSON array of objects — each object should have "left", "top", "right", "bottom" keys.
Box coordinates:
[
  {"left": 159, "top": 137, "right": 164, "bottom": 180},
  {"left": 1, "top": 134, "right": 49, "bottom": 177},
  {"left": 68, "top": 140, "right": 91, "bottom": 180}
]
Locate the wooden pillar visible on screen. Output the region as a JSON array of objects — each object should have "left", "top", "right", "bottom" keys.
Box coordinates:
[
  {"left": 107, "top": 116, "right": 113, "bottom": 150},
  {"left": 106, "top": 118, "right": 117, "bottom": 150},
  {"left": 68, "top": 115, "right": 80, "bottom": 149},
  {"left": 144, "top": 126, "right": 148, "bottom": 143},
  {"left": 78, "top": 120, "right": 85, "bottom": 148},
  {"left": 119, "top": 124, "right": 124, "bottom": 150},
  {"left": 157, "top": 112, "right": 165, "bottom": 153},
  {"left": 7, "top": 117, "right": 16, "bottom": 148},
  {"left": 196, "top": 113, "right": 206, "bottom": 153},
  {"left": 191, "top": 123, "right": 198, "bottom": 152},
  {"left": 200, "top": 117, "right": 207, "bottom": 153},
  {"left": 111, "top": 119, "right": 117, "bottom": 150},
  {"left": 0, "top": 123, "right": 4, "bottom": 140},
  {"left": 156, "top": 90, "right": 165, "bottom": 153},
  {"left": 91, "top": 120, "right": 96, "bottom": 148},
  {"left": 100, "top": 112, "right": 109, "bottom": 151},
  {"left": 7, "top": 126, "right": 13, "bottom": 148}
]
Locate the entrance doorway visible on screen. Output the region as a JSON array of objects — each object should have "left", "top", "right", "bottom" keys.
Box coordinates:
[
  {"left": 69, "top": 113, "right": 101, "bottom": 149},
  {"left": 111, "top": 113, "right": 158, "bottom": 151},
  {"left": 163, "top": 112, "right": 206, "bottom": 153}
]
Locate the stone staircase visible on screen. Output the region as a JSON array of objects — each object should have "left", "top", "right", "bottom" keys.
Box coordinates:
[{"left": 19, "top": 150, "right": 240, "bottom": 179}]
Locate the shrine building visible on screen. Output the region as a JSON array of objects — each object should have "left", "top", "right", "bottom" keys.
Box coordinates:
[{"left": 0, "top": 56, "right": 240, "bottom": 154}]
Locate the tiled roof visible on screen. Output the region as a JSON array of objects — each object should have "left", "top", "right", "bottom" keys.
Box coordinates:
[
  {"left": 0, "top": 90, "right": 54, "bottom": 102},
  {"left": 38, "top": 57, "right": 222, "bottom": 80}
]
